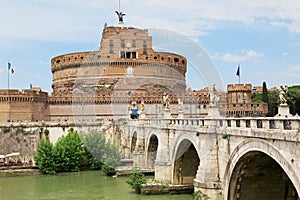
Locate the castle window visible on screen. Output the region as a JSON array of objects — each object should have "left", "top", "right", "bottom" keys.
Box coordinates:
[
  {"left": 56, "top": 60, "right": 60, "bottom": 64},
  {"left": 109, "top": 39, "right": 114, "bottom": 47},
  {"left": 132, "top": 52, "right": 137, "bottom": 59},
  {"left": 143, "top": 40, "right": 147, "bottom": 54},
  {"left": 182, "top": 60, "right": 185, "bottom": 64},
  {"left": 121, "top": 40, "right": 125, "bottom": 48},
  {"left": 120, "top": 51, "right": 137, "bottom": 59},
  {"left": 121, "top": 51, "right": 126, "bottom": 58},
  {"left": 161, "top": 57, "right": 164, "bottom": 60},
  {"left": 132, "top": 40, "right": 136, "bottom": 48},
  {"left": 154, "top": 56, "right": 157, "bottom": 60},
  {"left": 174, "top": 58, "right": 179, "bottom": 63}
]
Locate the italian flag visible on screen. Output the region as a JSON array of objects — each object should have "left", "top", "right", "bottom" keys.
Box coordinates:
[{"left": 8, "top": 62, "right": 14, "bottom": 74}]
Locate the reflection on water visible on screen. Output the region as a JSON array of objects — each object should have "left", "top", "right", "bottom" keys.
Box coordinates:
[{"left": 0, "top": 171, "right": 193, "bottom": 200}]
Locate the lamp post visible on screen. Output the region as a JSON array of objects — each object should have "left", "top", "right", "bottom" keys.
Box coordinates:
[
  {"left": 189, "top": 92, "right": 192, "bottom": 118},
  {"left": 252, "top": 87, "right": 257, "bottom": 117},
  {"left": 243, "top": 98, "right": 246, "bottom": 117}
]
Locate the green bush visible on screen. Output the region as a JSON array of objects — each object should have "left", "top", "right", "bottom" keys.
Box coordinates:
[
  {"left": 101, "top": 157, "right": 121, "bottom": 176},
  {"left": 44, "top": 129, "right": 50, "bottom": 138},
  {"left": 193, "top": 190, "right": 210, "bottom": 200},
  {"left": 126, "top": 168, "right": 147, "bottom": 193},
  {"left": 34, "top": 138, "right": 57, "bottom": 174},
  {"left": 35, "top": 129, "right": 123, "bottom": 175},
  {"left": 81, "top": 130, "right": 123, "bottom": 172},
  {"left": 2, "top": 127, "right": 11, "bottom": 134},
  {"left": 54, "top": 129, "right": 85, "bottom": 172}
]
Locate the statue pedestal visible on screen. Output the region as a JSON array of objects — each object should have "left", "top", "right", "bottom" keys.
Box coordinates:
[
  {"left": 178, "top": 111, "right": 184, "bottom": 119},
  {"left": 276, "top": 104, "right": 292, "bottom": 117},
  {"left": 163, "top": 109, "right": 171, "bottom": 118},
  {"left": 207, "top": 105, "right": 221, "bottom": 119}
]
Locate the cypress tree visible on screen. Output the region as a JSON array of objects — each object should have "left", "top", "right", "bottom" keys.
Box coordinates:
[{"left": 262, "top": 82, "right": 269, "bottom": 103}]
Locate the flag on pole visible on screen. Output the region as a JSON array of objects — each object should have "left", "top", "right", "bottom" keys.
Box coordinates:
[
  {"left": 8, "top": 62, "right": 14, "bottom": 74},
  {"left": 236, "top": 65, "right": 240, "bottom": 77}
]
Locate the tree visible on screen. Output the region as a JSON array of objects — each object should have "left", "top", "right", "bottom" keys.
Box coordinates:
[
  {"left": 54, "top": 129, "right": 86, "bottom": 172},
  {"left": 262, "top": 82, "right": 269, "bottom": 103},
  {"left": 287, "top": 85, "right": 300, "bottom": 115},
  {"left": 34, "top": 138, "right": 57, "bottom": 174},
  {"left": 267, "top": 90, "right": 279, "bottom": 116},
  {"left": 81, "top": 130, "right": 123, "bottom": 174}
]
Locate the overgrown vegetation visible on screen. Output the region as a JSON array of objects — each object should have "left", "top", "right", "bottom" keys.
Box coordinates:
[
  {"left": 222, "top": 132, "right": 229, "bottom": 139},
  {"left": 193, "top": 190, "right": 210, "bottom": 200},
  {"left": 2, "top": 127, "right": 11, "bottom": 133},
  {"left": 126, "top": 168, "right": 147, "bottom": 194},
  {"left": 35, "top": 129, "right": 123, "bottom": 175}
]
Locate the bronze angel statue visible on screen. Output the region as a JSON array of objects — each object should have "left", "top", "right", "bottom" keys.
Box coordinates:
[{"left": 115, "top": 11, "right": 125, "bottom": 22}]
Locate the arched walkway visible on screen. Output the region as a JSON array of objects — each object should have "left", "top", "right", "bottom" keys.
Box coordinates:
[
  {"left": 224, "top": 139, "right": 299, "bottom": 200},
  {"left": 173, "top": 139, "right": 200, "bottom": 185},
  {"left": 147, "top": 134, "right": 158, "bottom": 169}
]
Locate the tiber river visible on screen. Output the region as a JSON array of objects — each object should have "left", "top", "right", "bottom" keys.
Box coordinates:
[{"left": 0, "top": 170, "right": 193, "bottom": 200}]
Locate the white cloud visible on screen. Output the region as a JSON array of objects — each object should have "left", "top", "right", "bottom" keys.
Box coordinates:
[
  {"left": 288, "top": 65, "right": 300, "bottom": 72},
  {"left": 275, "top": 65, "right": 300, "bottom": 80},
  {"left": 1, "top": 0, "right": 300, "bottom": 43},
  {"left": 221, "top": 49, "right": 263, "bottom": 63}
]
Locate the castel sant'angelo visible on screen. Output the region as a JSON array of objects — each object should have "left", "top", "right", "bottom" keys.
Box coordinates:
[{"left": 0, "top": 12, "right": 268, "bottom": 123}]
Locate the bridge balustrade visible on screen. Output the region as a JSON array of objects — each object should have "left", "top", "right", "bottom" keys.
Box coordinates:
[
  {"left": 225, "top": 118, "right": 299, "bottom": 131},
  {"left": 126, "top": 117, "right": 299, "bottom": 134}
]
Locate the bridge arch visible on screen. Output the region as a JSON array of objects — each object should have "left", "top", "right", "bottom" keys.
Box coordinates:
[
  {"left": 172, "top": 134, "right": 200, "bottom": 185},
  {"left": 224, "top": 139, "right": 300, "bottom": 200},
  {"left": 146, "top": 134, "right": 159, "bottom": 169}
]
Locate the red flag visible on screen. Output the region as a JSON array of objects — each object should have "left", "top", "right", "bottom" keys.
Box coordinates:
[{"left": 11, "top": 68, "right": 14, "bottom": 74}]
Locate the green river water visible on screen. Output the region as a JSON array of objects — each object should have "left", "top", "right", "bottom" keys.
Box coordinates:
[{"left": 0, "top": 171, "right": 193, "bottom": 200}]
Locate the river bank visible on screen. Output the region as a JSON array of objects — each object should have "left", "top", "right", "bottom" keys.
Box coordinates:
[{"left": 0, "top": 166, "right": 41, "bottom": 177}]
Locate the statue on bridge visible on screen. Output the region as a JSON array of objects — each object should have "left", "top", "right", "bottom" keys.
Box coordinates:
[
  {"left": 279, "top": 85, "right": 288, "bottom": 105},
  {"left": 163, "top": 93, "right": 170, "bottom": 110},
  {"left": 209, "top": 82, "right": 219, "bottom": 106}
]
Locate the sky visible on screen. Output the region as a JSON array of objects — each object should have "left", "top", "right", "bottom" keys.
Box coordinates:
[{"left": 1, "top": 0, "right": 300, "bottom": 93}]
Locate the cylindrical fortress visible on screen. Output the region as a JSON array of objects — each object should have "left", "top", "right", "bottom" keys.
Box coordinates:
[
  {"left": 48, "top": 25, "right": 188, "bottom": 121},
  {"left": 51, "top": 26, "right": 187, "bottom": 98}
]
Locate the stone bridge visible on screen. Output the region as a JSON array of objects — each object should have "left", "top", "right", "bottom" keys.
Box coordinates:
[{"left": 112, "top": 116, "right": 300, "bottom": 200}]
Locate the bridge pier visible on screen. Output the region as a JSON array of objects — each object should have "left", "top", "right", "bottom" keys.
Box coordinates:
[
  {"left": 133, "top": 152, "right": 147, "bottom": 169},
  {"left": 155, "top": 162, "right": 173, "bottom": 183},
  {"left": 194, "top": 129, "right": 223, "bottom": 199}
]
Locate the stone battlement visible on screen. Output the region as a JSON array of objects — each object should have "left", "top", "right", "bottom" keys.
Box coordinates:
[{"left": 227, "top": 84, "right": 252, "bottom": 92}]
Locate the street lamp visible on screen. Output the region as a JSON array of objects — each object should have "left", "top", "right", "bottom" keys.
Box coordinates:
[
  {"left": 190, "top": 93, "right": 192, "bottom": 118},
  {"left": 252, "top": 87, "right": 257, "bottom": 117},
  {"left": 243, "top": 98, "right": 246, "bottom": 117}
]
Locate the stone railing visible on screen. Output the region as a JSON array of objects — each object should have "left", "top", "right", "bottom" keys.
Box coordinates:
[{"left": 136, "top": 117, "right": 300, "bottom": 132}]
